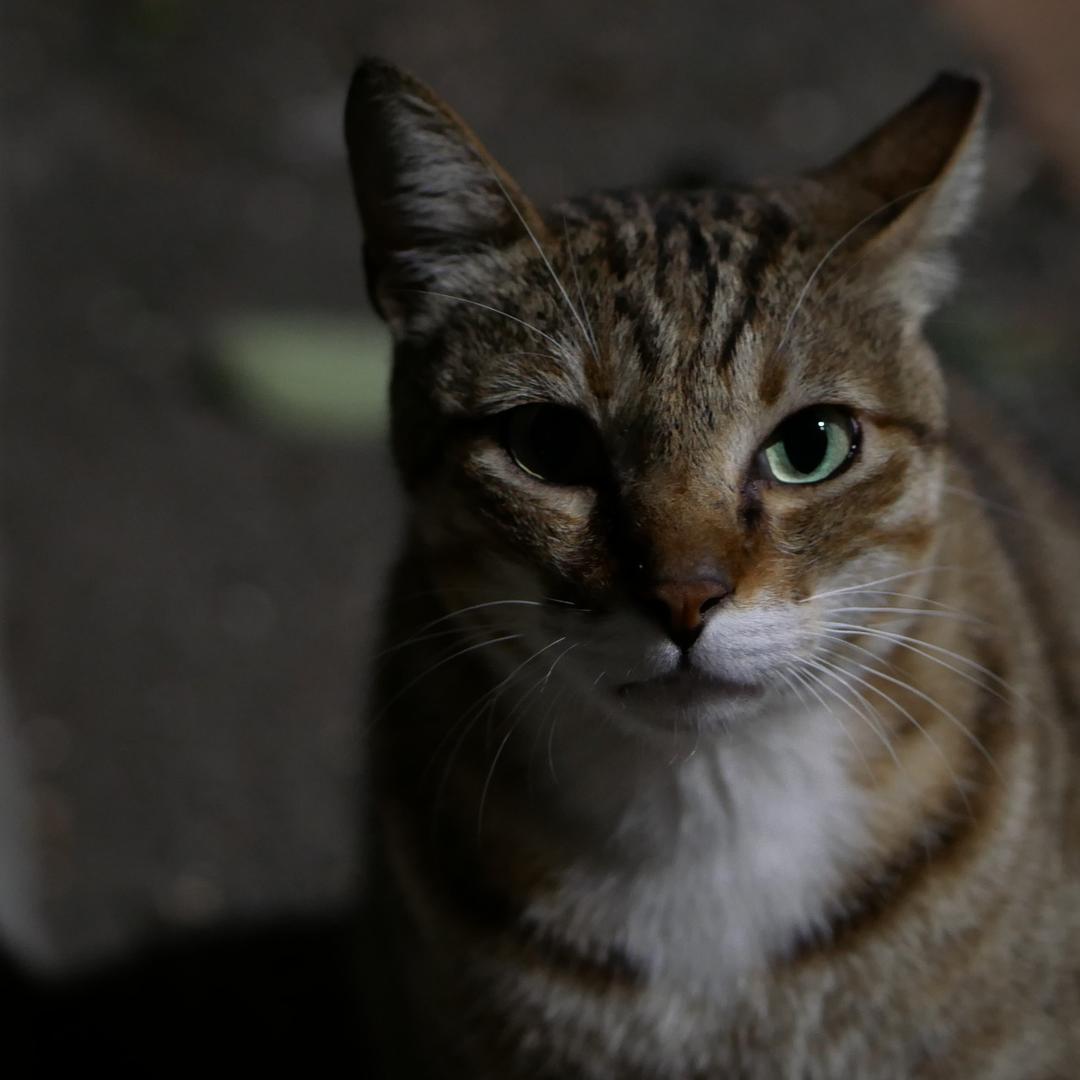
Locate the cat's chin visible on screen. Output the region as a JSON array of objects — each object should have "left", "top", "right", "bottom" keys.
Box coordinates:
[{"left": 611, "top": 667, "right": 766, "bottom": 733}]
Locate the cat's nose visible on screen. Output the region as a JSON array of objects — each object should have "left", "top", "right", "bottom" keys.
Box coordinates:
[{"left": 647, "top": 578, "right": 731, "bottom": 649}]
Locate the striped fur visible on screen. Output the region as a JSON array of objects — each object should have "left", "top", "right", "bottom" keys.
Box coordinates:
[{"left": 348, "top": 62, "right": 1080, "bottom": 1077}]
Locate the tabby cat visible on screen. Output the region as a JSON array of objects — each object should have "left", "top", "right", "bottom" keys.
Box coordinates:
[{"left": 346, "top": 60, "right": 1080, "bottom": 1078}]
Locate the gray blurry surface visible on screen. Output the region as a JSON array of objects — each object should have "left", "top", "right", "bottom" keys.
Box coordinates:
[
  {"left": 1, "top": 1, "right": 1077, "bottom": 965},
  {"left": 0, "top": 114, "right": 50, "bottom": 969}
]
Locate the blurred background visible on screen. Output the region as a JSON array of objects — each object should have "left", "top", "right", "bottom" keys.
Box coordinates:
[{"left": 3, "top": 0, "right": 1079, "bottom": 1068}]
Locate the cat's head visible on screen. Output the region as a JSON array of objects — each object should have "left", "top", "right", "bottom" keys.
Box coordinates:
[{"left": 346, "top": 61, "right": 986, "bottom": 736}]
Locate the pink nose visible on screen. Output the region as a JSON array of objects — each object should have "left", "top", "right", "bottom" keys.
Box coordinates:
[{"left": 649, "top": 579, "right": 731, "bottom": 648}]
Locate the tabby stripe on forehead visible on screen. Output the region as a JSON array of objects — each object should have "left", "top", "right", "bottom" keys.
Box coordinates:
[
  {"left": 719, "top": 203, "right": 794, "bottom": 366},
  {"left": 650, "top": 205, "right": 697, "bottom": 288},
  {"left": 651, "top": 204, "right": 678, "bottom": 296},
  {"left": 697, "top": 230, "right": 721, "bottom": 334},
  {"left": 710, "top": 190, "right": 738, "bottom": 221},
  {"left": 596, "top": 192, "right": 650, "bottom": 280},
  {"left": 614, "top": 290, "right": 664, "bottom": 375},
  {"left": 651, "top": 205, "right": 719, "bottom": 328},
  {"left": 681, "top": 211, "right": 721, "bottom": 333},
  {"left": 604, "top": 226, "right": 632, "bottom": 283}
]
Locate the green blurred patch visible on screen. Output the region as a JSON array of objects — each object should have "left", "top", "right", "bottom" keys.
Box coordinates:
[{"left": 210, "top": 312, "right": 391, "bottom": 439}]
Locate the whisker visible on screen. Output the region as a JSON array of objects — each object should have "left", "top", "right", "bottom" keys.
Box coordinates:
[
  {"left": 484, "top": 166, "right": 599, "bottom": 364},
  {"left": 428, "top": 635, "right": 571, "bottom": 823},
  {"left": 774, "top": 666, "right": 807, "bottom": 708},
  {"left": 774, "top": 182, "right": 935, "bottom": 357},
  {"left": 539, "top": 682, "right": 572, "bottom": 785},
  {"left": 379, "top": 595, "right": 585, "bottom": 663},
  {"left": 401, "top": 288, "right": 568, "bottom": 353},
  {"left": 796, "top": 657, "right": 902, "bottom": 772},
  {"left": 492, "top": 349, "right": 567, "bottom": 363},
  {"left": 477, "top": 639, "right": 578, "bottom": 836},
  {"left": 811, "top": 652, "right": 974, "bottom": 817},
  {"left": 828, "top": 630, "right": 1014, "bottom": 746},
  {"left": 822, "top": 589, "right": 978, "bottom": 615},
  {"left": 777, "top": 665, "right": 868, "bottom": 777},
  {"left": 942, "top": 484, "right": 1035, "bottom": 523},
  {"left": 429, "top": 635, "right": 569, "bottom": 771},
  {"left": 370, "top": 632, "right": 524, "bottom": 729},
  {"left": 391, "top": 598, "right": 555, "bottom": 649},
  {"left": 561, "top": 212, "right": 601, "bottom": 361},
  {"left": 374, "top": 622, "right": 505, "bottom": 661},
  {"left": 801, "top": 565, "right": 991, "bottom": 604},
  {"left": 825, "top": 605, "right": 989, "bottom": 627},
  {"left": 785, "top": 663, "right": 878, "bottom": 784},
  {"left": 822, "top": 621, "right": 1019, "bottom": 700},
  {"left": 821, "top": 647, "right": 1000, "bottom": 780},
  {"left": 798, "top": 660, "right": 931, "bottom": 812},
  {"left": 532, "top": 643, "right": 585, "bottom": 785},
  {"left": 540, "top": 640, "right": 578, "bottom": 695},
  {"left": 545, "top": 699, "right": 563, "bottom": 785}
]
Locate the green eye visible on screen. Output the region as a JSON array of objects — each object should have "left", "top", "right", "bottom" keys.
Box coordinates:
[
  {"left": 502, "top": 404, "right": 607, "bottom": 486},
  {"left": 761, "top": 406, "right": 858, "bottom": 485}
]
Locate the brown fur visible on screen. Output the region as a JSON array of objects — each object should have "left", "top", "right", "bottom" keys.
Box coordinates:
[{"left": 348, "top": 61, "right": 1080, "bottom": 1078}]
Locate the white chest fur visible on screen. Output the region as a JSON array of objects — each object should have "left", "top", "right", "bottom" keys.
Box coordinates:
[{"left": 523, "top": 703, "right": 873, "bottom": 993}]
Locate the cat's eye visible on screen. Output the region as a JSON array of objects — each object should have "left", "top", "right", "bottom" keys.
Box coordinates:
[
  {"left": 502, "top": 404, "right": 607, "bottom": 487},
  {"left": 760, "top": 405, "right": 858, "bottom": 485}
]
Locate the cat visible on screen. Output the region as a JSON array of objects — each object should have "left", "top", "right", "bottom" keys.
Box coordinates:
[{"left": 346, "top": 59, "right": 1080, "bottom": 1078}]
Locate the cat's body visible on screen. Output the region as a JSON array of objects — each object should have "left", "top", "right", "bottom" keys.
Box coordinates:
[{"left": 347, "top": 63, "right": 1080, "bottom": 1077}]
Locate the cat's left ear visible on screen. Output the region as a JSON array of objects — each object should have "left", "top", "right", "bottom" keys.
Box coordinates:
[
  {"left": 344, "top": 58, "right": 546, "bottom": 336},
  {"left": 814, "top": 72, "right": 988, "bottom": 320}
]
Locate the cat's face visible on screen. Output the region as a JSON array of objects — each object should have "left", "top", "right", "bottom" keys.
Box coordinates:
[
  {"left": 347, "top": 63, "right": 983, "bottom": 737},
  {"left": 393, "top": 191, "right": 948, "bottom": 733}
]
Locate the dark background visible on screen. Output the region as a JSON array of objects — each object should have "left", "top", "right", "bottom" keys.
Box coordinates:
[{"left": 3, "top": 0, "right": 1078, "bottom": 1069}]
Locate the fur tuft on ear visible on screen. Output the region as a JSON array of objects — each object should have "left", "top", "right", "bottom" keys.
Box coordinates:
[
  {"left": 344, "top": 59, "right": 545, "bottom": 334},
  {"left": 814, "top": 73, "right": 988, "bottom": 321}
]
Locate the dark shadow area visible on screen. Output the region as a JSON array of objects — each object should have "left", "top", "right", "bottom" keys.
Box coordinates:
[{"left": 15, "top": 913, "right": 369, "bottom": 1072}]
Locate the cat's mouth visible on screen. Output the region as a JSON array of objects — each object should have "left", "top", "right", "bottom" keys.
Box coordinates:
[{"left": 615, "top": 667, "right": 762, "bottom": 703}]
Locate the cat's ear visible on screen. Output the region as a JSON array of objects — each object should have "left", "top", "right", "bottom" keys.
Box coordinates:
[
  {"left": 814, "top": 72, "right": 988, "bottom": 320},
  {"left": 344, "top": 58, "right": 546, "bottom": 335}
]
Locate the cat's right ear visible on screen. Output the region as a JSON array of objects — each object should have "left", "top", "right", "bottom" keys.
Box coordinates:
[
  {"left": 344, "top": 59, "right": 545, "bottom": 336},
  {"left": 813, "top": 72, "right": 987, "bottom": 320}
]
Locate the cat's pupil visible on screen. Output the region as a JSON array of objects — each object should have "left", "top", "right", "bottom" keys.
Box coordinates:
[
  {"left": 503, "top": 404, "right": 605, "bottom": 486},
  {"left": 782, "top": 413, "right": 829, "bottom": 475}
]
